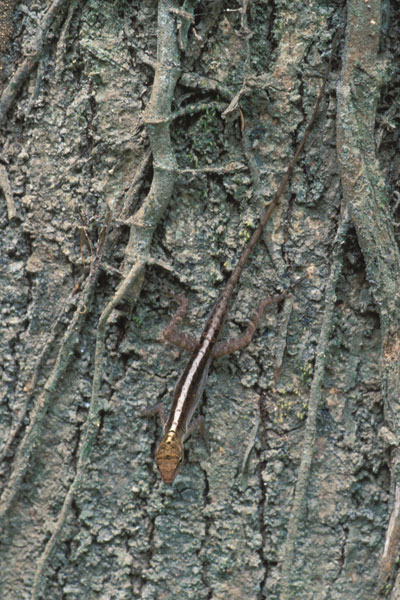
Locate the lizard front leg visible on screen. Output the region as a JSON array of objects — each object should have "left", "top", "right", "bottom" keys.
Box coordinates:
[{"left": 139, "top": 402, "right": 169, "bottom": 431}]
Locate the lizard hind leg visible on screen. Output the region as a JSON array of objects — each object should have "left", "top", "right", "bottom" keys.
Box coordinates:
[
  {"left": 183, "top": 415, "right": 209, "bottom": 453},
  {"left": 212, "top": 277, "right": 305, "bottom": 358},
  {"left": 162, "top": 292, "right": 199, "bottom": 352}
]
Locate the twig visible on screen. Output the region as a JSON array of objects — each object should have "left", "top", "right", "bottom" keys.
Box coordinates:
[
  {"left": 0, "top": 214, "right": 110, "bottom": 527},
  {"left": 240, "top": 416, "right": 260, "bottom": 490},
  {"left": 31, "top": 1, "right": 184, "bottom": 594},
  {"left": 274, "top": 295, "right": 295, "bottom": 378},
  {"left": 376, "top": 463, "right": 400, "bottom": 596},
  {"left": 121, "top": 149, "right": 152, "bottom": 218},
  {"left": 336, "top": 3, "right": 400, "bottom": 592},
  {"left": 32, "top": 262, "right": 144, "bottom": 600},
  {"left": 178, "top": 162, "right": 247, "bottom": 175},
  {"left": 0, "top": 275, "right": 85, "bottom": 463},
  {"left": 0, "top": 0, "right": 69, "bottom": 125},
  {"left": 260, "top": 31, "right": 338, "bottom": 220},
  {"left": 171, "top": 101, "right": 227, "bottom": 121},
  {"left": 279, "top": 208, "right": 350, "bottom": 599},
  {"left": 172, "top": 0, "right": 199, "bottom": 51},
  {"left": 0, "top": 263, "right": 98, "bottom": 527},
  {"left": 0, "top": 163, "right": 15, "bottom": 219},
  {"left": 179, "top": 72, "right": 234, "bottom": 102},
  {"left": 169, "top": 7, "right": 195, "bottom": 24},
  {"left": 55, "top": 0, "right": 79, "bottom": 81}
]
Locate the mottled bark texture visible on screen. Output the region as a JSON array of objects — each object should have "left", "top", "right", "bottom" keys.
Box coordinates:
[
  {"left": 1, "top": 1, "right": 400, "bottom": 599},
  {"left": 0, "top": 0, "right": 69, "bottom": 123},
  {"left": 337, "top": 1, "right": 400, "bottom": 596},
  {"left": 0, "top": 0, "right": 18, "bottom": 57}
]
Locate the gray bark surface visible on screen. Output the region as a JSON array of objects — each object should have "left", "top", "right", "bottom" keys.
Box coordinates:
[{"left": 0, "top": 1, "right": 399, "bottom": 599}]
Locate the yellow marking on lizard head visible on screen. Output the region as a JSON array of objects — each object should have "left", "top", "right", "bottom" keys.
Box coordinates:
[{"left": 155, "top": 431, "right": 184, "bottom": 484}]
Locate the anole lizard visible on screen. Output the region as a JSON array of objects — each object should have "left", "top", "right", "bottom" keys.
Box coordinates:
[{"left": 144, "top": 42, "right": 336, "bottom": 483}]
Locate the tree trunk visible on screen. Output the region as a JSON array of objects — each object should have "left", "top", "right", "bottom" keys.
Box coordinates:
[{"left": 1, "top": 1, "right": 399, "bottom": 599}]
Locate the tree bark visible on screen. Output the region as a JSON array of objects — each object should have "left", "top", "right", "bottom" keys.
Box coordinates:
[
  {"left": 0, "top": 1, "right": 399, "bottom": 599},
  {"left": 337, "top": 1, "right": 400, "bottom": 595}
]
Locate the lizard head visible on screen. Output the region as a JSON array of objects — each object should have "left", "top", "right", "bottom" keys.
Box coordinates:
[{"left": 155, "top": 431, "right": 184, "bottom": 484}]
